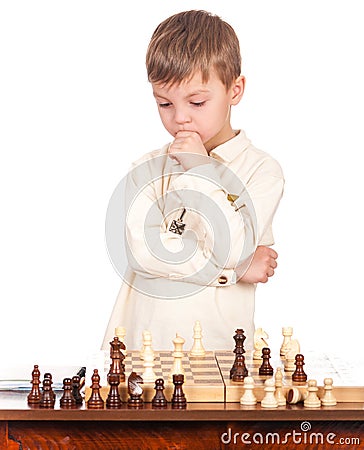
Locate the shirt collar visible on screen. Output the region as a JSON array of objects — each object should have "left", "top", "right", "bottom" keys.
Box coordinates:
[{"left": 209, "top": 130, "right": 251, "bottom": 163}]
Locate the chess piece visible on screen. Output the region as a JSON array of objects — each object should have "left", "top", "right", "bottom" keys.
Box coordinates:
[
  {"left": 287, "top": 387, "right": 308, "bottom": 404},
  {"left": 321, "top": 378, "right": 337, "bottom": 406},
  {"left": 151, "top": 378, "right": 168, "bottom": 408},
  {"left": 27, "top": 364, "right": 41, "bottom": 404},
  {"left": 259, "top": 348, "right": 274, "bottom": 376},
  {"left": 127, "top": 372, "right": 144, "bottom": 407},
  {"left": 87, "top": 369, "right": 105, "bottom": 409},
  {"left": 115, "top": 326, "right": 126, "bottom": 344},
  {"left": 139, "top": 330, "right": 154, "bottom": 360},
  {"left": 72, "top": 375, "right": 83, "bottom": 405},
  {"left": 292, "top": 354, "right": 307, "bottom": 383},
  {"left": 60, "top": 378, "right": 77, "bottom": 408},
  {"left": 280, "top": 327, "right": 293, "bottom": 358},
  {"left": 253, "top": 328, "right": 269, "bottom": 360},
  {"left": 169, "top": 334, "right": 185, "bottom": 382},
  {"left": 109, "top": 336, "right": 126, "bottom": 382},
  {"left": 39, "top": 375, "right": 55, "bottom": 408},
  {"left": 171, "top": 374, "right": 187, "bottom": 409},
  {"left": 261, "top": 378, "right": 278, "bottom": 408},
  {"left": 230, "top": 329, "right": 248, "bottom": 380},
  {"left": 284, "top": 349, "right": 296, "bottom": 373},
  {"left": 106, "top": 373, "right": 122, "bottom": 409},
  {"left": 190, "top": 321, "right": 206, "bottom": 357},
  {"left": 142, "top": 332, "right": 156, "bottom": 383},
  {"left": 275, "top": 367, "right": 286, "bottom": 406},
  {"left": 240, "top": 376, "right": 257, "bottom": 406},
  {"left": 304, "top": 379, "right": 321, "bottom": 408}
]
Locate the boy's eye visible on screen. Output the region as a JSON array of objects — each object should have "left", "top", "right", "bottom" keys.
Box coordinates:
[
  {"left": 191, "top": 101, "right": 205, "bottom": 107},
  {"left": 159, "top": 102, "right": 172, "bottom": 108}
]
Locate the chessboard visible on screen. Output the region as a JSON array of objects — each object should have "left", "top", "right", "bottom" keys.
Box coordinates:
[
  {"left": 85, "top": 349, "right": 364, "bottom": 404},
  {"left": 85, "top": 350, "right": 225, "bottom": 402}
]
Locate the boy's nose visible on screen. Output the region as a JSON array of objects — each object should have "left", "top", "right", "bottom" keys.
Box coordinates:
[{"left": 174, "top": 108, "right": 192, "bottom": 125}]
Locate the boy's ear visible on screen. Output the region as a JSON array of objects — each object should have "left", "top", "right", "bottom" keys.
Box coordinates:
[{"left": 230, "top": 75, "right": 245, "bottom": 105}]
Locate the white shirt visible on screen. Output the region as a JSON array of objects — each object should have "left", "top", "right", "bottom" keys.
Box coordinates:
[{"left": 102, "top": 130, "right": 284, "bottom": 351}]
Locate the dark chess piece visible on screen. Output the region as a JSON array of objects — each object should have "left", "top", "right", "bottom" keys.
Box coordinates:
[
  {"left": 39, "top": 375, "right": 55, "bottom": 408},
  {"left": 72, "top": 375, "right": 83, "bottom": 405},
  {"left": 292, "top": 354, "right": 308, "bottom": 383},
  {"left": 60, "top": 378, "right": 77, "bottom": 408},
  {"left": 27, "top": 364, "right": 41, "bottom": 405},
  {"left": 106, "top": 373, "right": 122, "bottom": 409},
  {"left": 109, "top": 336, "right": 126, "bottom": 382},
  {"left": 152, "top": 378, "right": 168, "bottom": 408},
  {"left": 259, "top": 347, "right": 274, "bottom": 376},
  {"left": 230, "top": 329, "right": 248, "bottom": 380},
  {"left": 127, "top": 372, "right": 144, "bottom": 408},
  {"left": 87, "top": 369, "right": 105, "bottom": 409},
  {"left": 171, "top": 374, "right": 187, "bottom": 409},
  {"left": 43, "top": 373, "right": 56, "bottom": 403}
]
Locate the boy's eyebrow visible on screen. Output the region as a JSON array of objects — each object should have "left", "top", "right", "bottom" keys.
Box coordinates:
[{"left": 153, "top": 88, "right": 211, "bottom": 101}]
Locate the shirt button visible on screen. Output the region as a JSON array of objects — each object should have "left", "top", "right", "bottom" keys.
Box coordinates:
[{"left": 218, "top": 275, "right": 228, "bottom": 285}]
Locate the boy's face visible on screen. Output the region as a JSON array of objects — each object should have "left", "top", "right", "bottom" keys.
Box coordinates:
[{"left": 152, "top": 70, "right": 244, "bottom": 151}]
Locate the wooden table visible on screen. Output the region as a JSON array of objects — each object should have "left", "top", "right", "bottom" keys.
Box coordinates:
[{"left": 1, "top": 392, "right": 364, "bottom": 449}]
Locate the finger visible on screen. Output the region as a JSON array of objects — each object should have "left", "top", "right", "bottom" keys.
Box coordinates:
[
  {"left": 270, "top": 258, "right": 278, "bottom": 269},
  {"left": 269, "top": 248, "right": 278, "bottom": 259},
  {"left": 267, "top": 267, "right": 275, "bottom": 277}
]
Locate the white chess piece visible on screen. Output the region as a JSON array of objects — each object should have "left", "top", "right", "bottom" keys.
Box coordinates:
[
  {"left": 280, "top": 327, "right": 293, "bottom": 358},
  {"left": 190, "top": 321, "right": 206, "bottom": 357},
  {"left": 253, "top": 328, "right": 269, "bottom": 360},
  {"left": 141, "top": 331, "right": 156, "bottom": 382},
  {"left": 169, "top": 333, "right": 185, "bottom": 382},
  {"left": 261, "top": 378, "right": 278, "bottom": 408},
  {"left": 274, "top": 367, "right": 286, "bottom": 406},
  {"left": 321, "top": 378, "right": 337, "bottom": 406},
  {"left": 287, "top": 387, "right": 308, "bottom": 404},
  {"left": 139, "top": 330, "right": 153, "bottom": 360},
  {"left": 115, "top": 326, "right": 126, "bottom": 344},
  {"left": 240, "top": 376, "right": 257, "bottom": 406},
  {"left": 284, "top": 349, "right": 296, "bottom": 373},
  {"left": 304, "top": 379, "right": 321, "bottom": 408}
]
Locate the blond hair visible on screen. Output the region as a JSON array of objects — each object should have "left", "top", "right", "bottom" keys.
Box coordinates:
[{"left": 146, "top": 10, "right": 241, "bottom": 89}]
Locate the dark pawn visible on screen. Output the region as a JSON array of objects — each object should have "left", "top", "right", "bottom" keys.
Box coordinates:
[
  {"left": 39, "top": 376, "right": 55, "bottom": 408},
  {"left": 72, "top": 375, "right": 83, "bottom": 405},
  {"left": 60, "top": 378, "right": 76, "bottom": 408},
  {"left": 152, "top": 378, "right": 168, "bottom": 408},
  {"left": 259, "top": 347, "right": 274, "bottom": 376},
  {"left": 292, "top": 354, "right": 308, "bottom": 383},
  {"left": 127, "top": 372, "right": 144, "bottom": 408},
  {"left": 106, "top": 373, "right": 122, "bottom": 409},
  {"left": 43, "top": 373, "right": 56, "bottom": 403},
  {"left": 231, "top": 353, "right": 248, "bottom": 381},
  {"left": 27, "top": 364, "right": 41, "bottom": 405},
  {"left": 87, "top": 369, "right": 105, "bottom": 409},
  {"left": 230, "top": 329, "right": 248, "bottom": 379},
  {"left": 171, "top": 374, "right": 187, "bottom": 409}
]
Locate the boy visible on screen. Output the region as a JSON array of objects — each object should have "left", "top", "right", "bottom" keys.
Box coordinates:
[{"left": 103, "top": 10, "right": 284, "bottom": 351}]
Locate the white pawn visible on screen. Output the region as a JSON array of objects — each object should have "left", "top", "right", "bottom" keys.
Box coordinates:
[
  {"left": 274, "top": 367, "right": 286, "bottom": 406},
  {"left": 240, "top": 376, "right": 257, "bottom": 406},
  {"left": 321, "top": 378, "right": 337, "bottom": 406},
  {"left": 253, "top": 328, "right": 269, "bottom": 360},
  {"left": 190, "top": 321, "right": 206, "bottom": 357},
  {"left": 304, "top": 379, "right": 321, "bottom": 408},
  {"left": 261, "top": 378, "right": 278, "bottom": 408},
  {"left": 280, "top": 327, "right": 293, "bottom": 358},
  {"left": 169, "top": 333, "right": 185, "bottom": 382}
]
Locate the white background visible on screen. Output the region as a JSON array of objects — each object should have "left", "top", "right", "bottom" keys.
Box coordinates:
[{"left": 1, "top": 1, "right": 363, "bottom": 372}]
